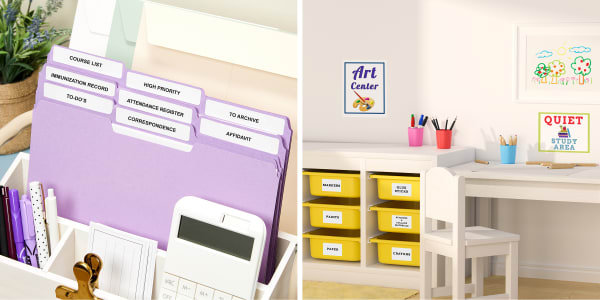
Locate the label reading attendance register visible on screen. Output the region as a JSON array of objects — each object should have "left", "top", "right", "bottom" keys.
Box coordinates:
[
  {"left": 321, "top": 179, "right": 342, "bottom": 192},
  {"left": 116, "top": 107, "right": 191, "bottom": 141},
  {"left": 391, "top": 247, "right": 412, "bottom": 261},
  {"left": 204, "top": 99, "right": 286, "bottom": 135},
  {"left": 392, "top": 215, "right": 411, "bottom": 229},
  {"left": 323, "top": 243, "right": 342, "bottom": 256},
  {"left": 199, "top": 118, "right": 280, "bottom": 155},
  {"left": 118, "top": 89, "right": 194, "bottom": 124},
  {"left": 323, "top": 211, "right": 342, "bottom": 224},
  {"left": 51, "top": 46, "right": 123, "bottom": 79},
  {"left": 43, "top": 82, "right": 113, "bottom": 114},
  {"left": 45, "top": 66, "right": 116, "bottom": 97},
  {"left": 126, "top": 72, "right": 203, "bottom": 106},
  {"left": 391, "top": 183, "right": 412, "bottom": 196}
]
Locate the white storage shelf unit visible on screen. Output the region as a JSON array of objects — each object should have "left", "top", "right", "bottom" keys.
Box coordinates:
[
  {"left": 302, "top": 142, "right": 474, "bottom": 289},
  {"left": 0, "top": 153, "right": 297, "bottom": 299}
]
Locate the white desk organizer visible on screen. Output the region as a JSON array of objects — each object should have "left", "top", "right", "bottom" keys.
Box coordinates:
[{"left": 0, "top": 153, "right": 297, "bottom": 299}]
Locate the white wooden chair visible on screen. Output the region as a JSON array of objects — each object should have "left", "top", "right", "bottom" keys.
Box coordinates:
[{"left": 420, "top": 167, "right": 519, "bottom": 299}]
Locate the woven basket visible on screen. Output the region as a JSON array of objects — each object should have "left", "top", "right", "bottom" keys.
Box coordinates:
[{"left": 0, "top": 70, "right": 38, "bottom": 154}]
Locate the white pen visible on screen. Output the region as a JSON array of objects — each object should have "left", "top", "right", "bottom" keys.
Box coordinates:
[
  {"left": 29, "top": 182, "right": 50, "bottom": 268},
  {"left": 45, "top": 189, "right": 60, "bottom": 253}
]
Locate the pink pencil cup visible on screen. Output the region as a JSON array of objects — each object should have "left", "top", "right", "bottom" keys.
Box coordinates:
[
  {"left": 408, "top": 127, "right": 424, "bottom": 147},
  {"left": 436, "top": 130, "right": 452, "bottom": 149}
]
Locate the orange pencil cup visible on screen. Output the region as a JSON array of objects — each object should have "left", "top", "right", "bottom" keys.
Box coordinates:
[
  {"left": 407, "top": 127, "right": 424, "bottom": 147},
  {"left": 436, "top": 130, "right": 452, "bottom": 149}
]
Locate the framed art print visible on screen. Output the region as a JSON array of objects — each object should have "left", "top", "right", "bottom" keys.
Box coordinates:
[{"left": 344, "top": 61, "right": 386, "bottom": 115}]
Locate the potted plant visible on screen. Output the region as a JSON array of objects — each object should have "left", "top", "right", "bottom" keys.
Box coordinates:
[{"left": 0, "top": 0, "right": 69, "bottom": 154}]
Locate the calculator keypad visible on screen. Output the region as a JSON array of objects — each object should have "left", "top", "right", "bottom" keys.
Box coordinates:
[{"left": 159, "top": 272, "right": 244, "bottom": 300}]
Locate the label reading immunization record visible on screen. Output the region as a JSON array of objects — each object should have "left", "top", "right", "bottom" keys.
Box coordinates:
[{"left": 45, "top": 66, "right": 116, "bottom": 97}]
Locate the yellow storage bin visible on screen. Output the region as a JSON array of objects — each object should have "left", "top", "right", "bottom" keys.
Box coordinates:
[
  {"left": 370, "top": 201, "right": 420, "bottom": 233},
  {"left": 303, "top": 171, "right": 360, "bottom": 198},
  {"left": 303, "top": 228, "right": 360, "bottom": 261},
  {"left": 370, "top": 174, "right": 420, "bottom": 201},
  {"left": 370, "top": 233, "right": 420, "bottom": 266},
  {"left": 303, "top": 198, "right": 360, "bottom": 229}
]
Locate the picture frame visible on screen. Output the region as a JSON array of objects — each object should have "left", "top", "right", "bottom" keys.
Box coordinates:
[{"left": 343, "top": 61, "right": 386, "bottom": 115}]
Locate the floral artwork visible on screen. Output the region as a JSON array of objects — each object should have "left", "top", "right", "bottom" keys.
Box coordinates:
[{"left": 531, "top": 47, "right": 592, "bottom": 86}]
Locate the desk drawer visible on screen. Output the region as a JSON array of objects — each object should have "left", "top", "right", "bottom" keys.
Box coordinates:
[
  {"left": 370, "top": 201, "right": 420, "bottom": 233},
  {"left": 303, "top": 171, "right": 360, "bottom": 198},
  {"left": 303, "top": 229, "right": 360, "bottom": 261},
  {"left": 370, "top": 174, "right": 420, "bottom": 201},
  {"left": 303, "top": 198, "right": 360, "bottom": 229},
  {"left": 370, "top": 233, "right": 420, "bottom": 266}
]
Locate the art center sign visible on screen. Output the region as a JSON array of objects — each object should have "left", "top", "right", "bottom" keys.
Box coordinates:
[{"left": 344, "top": 62, "right": 386, "bottom": 115}]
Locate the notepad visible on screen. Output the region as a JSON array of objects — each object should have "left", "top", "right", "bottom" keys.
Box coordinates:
[{"left": 88, "top": 222, "right": 157, "bottom": 299}]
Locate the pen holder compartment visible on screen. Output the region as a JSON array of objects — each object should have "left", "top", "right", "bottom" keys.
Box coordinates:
[
  {"left": 407, "top": 127, "right": 424, "bottom": 147},
  {"left": 500, "top": 145, "right": 517, "bottom": 164},
  {"left": 435, "top": 130, "right": 452, "bottom": 149}
]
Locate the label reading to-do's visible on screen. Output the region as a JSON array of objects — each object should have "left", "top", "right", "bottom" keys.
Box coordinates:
[
  {"left": 204, "top": 99, "right": 286, "bottom": 135},
  {"left": 321, "top": 179, "right": 342, "bottom": 192},
  {"left": 126, "top": 72, "right": 203, "bottom": 105},
  {"left": 52, "top": 46, "right": 123, "bottom": 78},
  {"left": 392, "top": 215, "right": 412, "bottom": 229},
  {"left": 323, "top": 243, "right": 342, "bottom": 256},
  {"left": 392, "top": 183, "right": 412, "bottom": 196},
  {"left": 199, "top": 118, "right": 280, "bottom": 155},
  {"left": 116, "top": 107, "right": 191, "bottom": 141},
  {"left": 118, "top": 89, "right": 194, "bottom": 124},
  {"left": 45, "top": 66, "right": 116, "bottom": 97},
  {"left": 323, "top": 211, "right": 342, "bottom": 224},
  {"left": 43, "top": 82, "right": 113, "bottom": 114},
  {"left": 391, "top": 247, "right": 412, "bottom": 261}
]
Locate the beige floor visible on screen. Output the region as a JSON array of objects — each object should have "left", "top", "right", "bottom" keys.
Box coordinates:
[{"left": 305, "top": 277, "right": 600, "bottom": 299}]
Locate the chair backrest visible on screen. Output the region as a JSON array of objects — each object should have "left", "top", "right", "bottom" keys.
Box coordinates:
[{"left": 423, "top": 167, "right": 465, "bottom": 227}]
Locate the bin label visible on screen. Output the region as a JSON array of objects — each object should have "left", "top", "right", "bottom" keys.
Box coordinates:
[
  {"left": 392, "top": 247, "right": 412, "bottom": 261},
  {"left": 392, "top": 183, "right": 412, "bottom": 196},
  {"left": 323, "top": 243, "right": 343, "bottom": 256},
  {"left": 323, "top": 211, "right": 343, "bottom": 224},
  {"left": 322, "top": 179, "right": 342, "bottom": 192},
  {"left": 392, "top": 215, "right": 412, "bottom": 229}
]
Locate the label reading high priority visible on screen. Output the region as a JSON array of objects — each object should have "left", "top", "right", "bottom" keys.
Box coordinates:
[
  {"left": 323, "top": 243, "right": 342, "bottom": 256},
  {"left": 323, "top": 211, "right": 342, "bottom": 224},
  {"left": 391, "top": 247, "right": 412, "bottom": 261},
  {"left": 126, "top": 72, "right": 203, "bottom": 105},
  {"left": 321, "top": 179, "right": 342, "bottom": 192},
  {"left": 391, "top": 183, "right": 412, "bottom": 196},
  {"left": 51, "top": 46, "right": 123, "bottom": 78}
]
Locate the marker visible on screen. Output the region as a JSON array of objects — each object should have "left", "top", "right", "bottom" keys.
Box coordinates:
[
  {"left": 8, "top": 189, "right": 25, "bottom": 264},
  {"left": 19, "top": 193, "right": 39, "bottom": 268},
  {"left": 1, "top": 186, "right": 17, "bottom": 259},
  {"left": 411, "top": 114, "right": 415, "bottom": 128},
  {"left": 422, "top": 116, "right": 429, "bottom": 128},
  {"left": 449, "top": 117, "right": 457, "bottom": 130},
  {"left": 29, "top": 182, "right": 49, "bottom": 268},
  {"left": 418, "top": 114, "right": 424, "bottom": 127}
]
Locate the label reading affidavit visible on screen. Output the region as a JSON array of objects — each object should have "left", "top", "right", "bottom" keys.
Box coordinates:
[
  {"left": 321, "top": 179, "right": 342, "bottom": 192},
  {"left": 118, "top": 89, "right": 193, "bottom": 124},
  {"left": 43, "top": 82, "right": 113, "bottom": 114},
  {"left": 323, "top": 243, "right": 342, "bottom": 256},
  {"left": 392, "top": 183, "right": 412, "bottom": 196},
  {"left": 392, "top": 247, "right": 412, "bottom": 261},
  {"left": 45, "top": 66, "right": 116, "bottom": 97},
  {"left": 115, "top": 107, "right": 191, "bottom": 141},
  {"left": 126, "top": 72, "right": 203, "bottom": 105},
  {"left": 204, "top": 99, "right": 286, "bottom": 135},
  {"left": 392, "top": 215, "right": 412, "bottom": 229},
  {"left": 51, "top": 47, "right": 123, "bottom": 78},
  {"left": 323, "top": 211, "right": 342, "bottom": 224},
  {"left": 199, "top": 118, "right": 280, "bottom": 155}
]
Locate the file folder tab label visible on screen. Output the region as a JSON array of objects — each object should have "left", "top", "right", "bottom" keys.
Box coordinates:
[
  {"left": 126, "top": 71, "right": 203, "bottom": 106},
  {"left": 51, "top": 46, "right": 124, "bottom": 79},
  {"left": 118, "top": 89, "right": 194, "bottom": 124},
  {"left": 199, "top": 118, "right": 280, "bottom": 155},
  {"left": 116, "top": 107, "right": 191, "bottom": 141},
  {"left": 45, "top": 66, "right": 116, "bottom": 97},
  {"left": 204, "top": 99, "right": 286, "bottom": 135},
  {"left": 43, "top": 82, "right": 114, "bottom": 115}
]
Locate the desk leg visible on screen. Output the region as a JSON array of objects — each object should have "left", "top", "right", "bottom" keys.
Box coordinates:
[{"left": 476, "top": 197, "right": 493, "bottom": 277}]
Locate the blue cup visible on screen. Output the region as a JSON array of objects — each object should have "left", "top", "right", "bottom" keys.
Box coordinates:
[{"left": 500, "top": 145, "right": 517, "bottom": 164}]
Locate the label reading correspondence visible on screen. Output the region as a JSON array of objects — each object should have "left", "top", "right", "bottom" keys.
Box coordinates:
[
  {"left": 115, "top": 108, "right": 191, "bottom": 141},
  {"left": 392, "top": 215, "right": 412, "bottom": 229},
  {"left": 118, "top": 89, "right": 193, "bottom": 124},
  {"left": 323, "top": 211, "right": 342, "bottom": 224},
  {"left": 323, "top": 243, "right": 342, "bottom": 256},
  {"left": 321, "top": 179, "right": 342, "bottom": 192},
  {"left": 204, "top": 99, "right": 286, "bottom": 135},
  {"left": 126, "top": 72, "right": 203, "bottom": 105},
  {"left": 391, "top": 247, "right": 412, "bottom": 261},
  {"left": 52, "top": 46, "right": 123, "bottom": 78},
  {"left": 199, "top": 118, "right": 280, "bottom": 155},
  {"left": 45, "top": 66, "right": 116, "bottom": 97},
  {"left": 43, "top": 82, "right": 113, "bottom": 114},
  {"left": 392, "top": 183, "right": 412, "bottom": 196}
]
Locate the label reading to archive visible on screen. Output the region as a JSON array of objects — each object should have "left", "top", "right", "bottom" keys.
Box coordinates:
[
  {"left": 391, "top": 247, "right": 412, "bottom": 261},
  {"left": 323, "top": 211, "right": 342, "bottom": 224},
  {"left": 392, "top": 215, "right": 412, "bottom": 229},
  {"left": 391, "top": 183, "right": 412, "bottom": 196},
  {"left": 45, "top": 66, "right": 116, "bottom": 97},
  {"left": 204, "top": 99, "right": 286, "bottom": 135},
  {"left": 43, "top": 82, "right": 113, "bottom": 114},
  {"left": 51, "top": 46, "right": 123, "bottom": 79},
  {"left": 321, "top": 179, "right": 342, "bottom": 192},
  {"left": 323, "top": 243, "right": 343, "bottom": 256},
  {"left": 126, "top": 72, "right": 203, "bottom": 106},
  {"left": 199, "top": 118, "right": 280, "bottom": 155},
  {"left": 115, "top": 107, "right": 191, "bottom": 141},
  {"left": 118, "top": 89, "right": 194, "bottom": 124}
]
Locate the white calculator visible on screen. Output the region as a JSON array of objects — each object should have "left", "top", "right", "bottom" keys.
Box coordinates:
[{"left": 159, "top": 196, "right": 266, "bottom": 300}]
